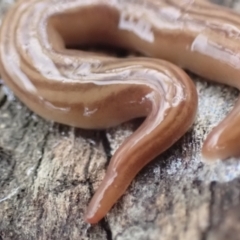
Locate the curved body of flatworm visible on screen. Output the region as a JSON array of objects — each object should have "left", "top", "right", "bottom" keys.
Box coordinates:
[{"left": 0, "top": 0, "right": 240, "bottom": 223}]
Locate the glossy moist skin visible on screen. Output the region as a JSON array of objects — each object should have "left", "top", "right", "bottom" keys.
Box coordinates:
[{"left": 0, "top": 0, "right": 240, "bottom": 224}]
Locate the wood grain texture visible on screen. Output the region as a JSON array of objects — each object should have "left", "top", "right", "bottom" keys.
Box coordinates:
[{"left": 1, "top": 0, "right": 240, "bottom": 239}]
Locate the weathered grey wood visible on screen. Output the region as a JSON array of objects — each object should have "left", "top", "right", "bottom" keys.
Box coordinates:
[{"left": 1, "top": 0, "right": 240, "bottom": 239}]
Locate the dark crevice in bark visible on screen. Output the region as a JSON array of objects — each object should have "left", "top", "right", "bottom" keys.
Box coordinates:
[
  {"left": 21, "top": 113, "right": 34, "bottom": 130},
  {"left": 63, "top": 191, "right": 74, "bottom": 237},
  {"left": 52, "top": 179, "right": 90, "bottom": 195},
  {"left": 101, "top": 218, "right": 113, "bottom": 240},
  {"left": 0, "top": 147, "right": 15, "bottom": 188},
  {"left": 183, "top": 186, "right": 190, "bottom": 232},
  {"left": 0, "top": 94, "right": 6, "bottom": 108},
  {"left": 100, "top": 131, "right": 112, "bottom": 168},
  {"left": 100, "top": 132, "right": 113, "bottom": 240},
  {"left": 36, "top": 207, "right": 45, "bottom": 239},
  {"left": 33, "top": 131, "right": 50, "bottom": 180},
  {"left": 201, "top": 181, "right": 217, "bottom": 240}
]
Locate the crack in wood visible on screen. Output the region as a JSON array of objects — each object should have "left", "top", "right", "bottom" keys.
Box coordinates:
[
  {"left": 100, "top": 131, "right": 112, "bottom": 168},
  {"left": 201, "top": 181, "right": 217, "bottom": 240},
  {"left": 33, "top": 131, "right": 50, "bottom": 180},
  {"left": 101, "top": 218, "right": 113, "bottom": 240},
  {"left": 0, "top": 87, "right": 6, "bottom": 108},
  {"left": 0, "top": 147, "right": 16, "bottom": 188}
]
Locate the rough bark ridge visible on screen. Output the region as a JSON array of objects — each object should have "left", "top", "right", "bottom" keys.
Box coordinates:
[{"left": 1, "top": 0, "right": 240, "bottom": 239}]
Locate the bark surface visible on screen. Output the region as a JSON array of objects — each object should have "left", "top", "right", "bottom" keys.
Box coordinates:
[{"left": 1, "top": 0, "right": 240, "bottom": 239}]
